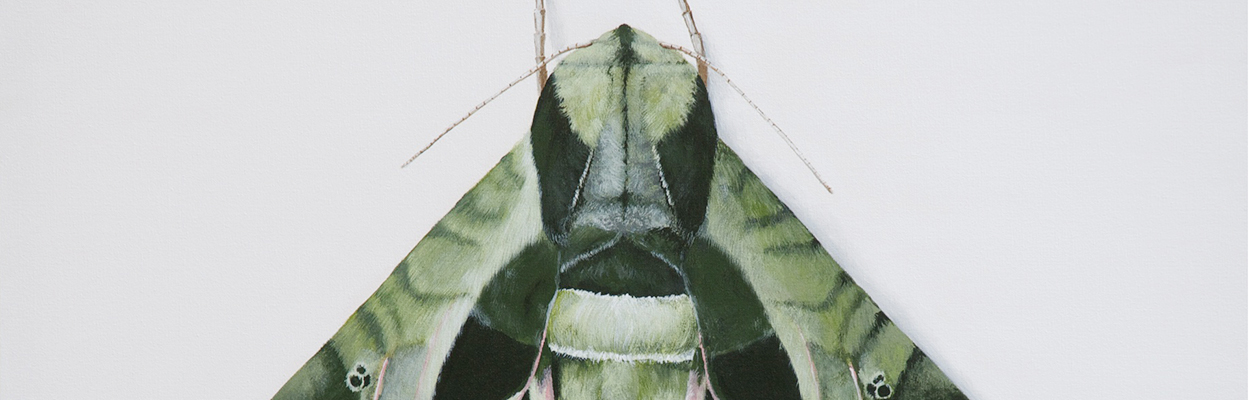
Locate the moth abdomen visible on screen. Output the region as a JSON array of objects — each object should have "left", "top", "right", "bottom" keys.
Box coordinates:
[{"left": 546, "top": 288, "right": 698, "bottom": 400}]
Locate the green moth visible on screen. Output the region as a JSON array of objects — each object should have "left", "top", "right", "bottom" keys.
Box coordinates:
[{"left": 274, "top": 25, "right": 966, "bottom": 400}]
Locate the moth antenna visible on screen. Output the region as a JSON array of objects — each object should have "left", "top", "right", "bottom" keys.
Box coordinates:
[
  {"left": 401, "top": 41, "right": 593, "bottom": 168},
  {"left": 675, "top": 0, "right": 708, "bottom": 81},
  {"left": 534, "top": 0, "right": 548, "bottom": 90},
  {"left": 661, "top": 43, "right": 835, "bottom": 194}
]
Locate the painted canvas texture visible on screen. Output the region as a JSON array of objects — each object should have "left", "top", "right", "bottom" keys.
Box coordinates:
[{"left": 274, "top": 25, "right": 965, "bottom": 400}]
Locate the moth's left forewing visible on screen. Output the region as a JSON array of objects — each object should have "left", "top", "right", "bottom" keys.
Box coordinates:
[
  {"left": 274, "top": 138, "right": 547, "bottom": 400},
  {"left": 698, "top": 144, "right": 967, "bottom": 400}
]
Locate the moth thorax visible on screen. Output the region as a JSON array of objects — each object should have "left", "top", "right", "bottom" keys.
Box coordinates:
[{"left": 571, "top": 115, "right": 678, "bottom": 234}]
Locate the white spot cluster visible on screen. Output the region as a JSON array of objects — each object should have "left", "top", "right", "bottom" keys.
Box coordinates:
[
  {"left": 344, "top": 362, "right": 372, "bottom": 393},
  {"left": 864, "top": 372, "right": 893, "bottom": 399}
]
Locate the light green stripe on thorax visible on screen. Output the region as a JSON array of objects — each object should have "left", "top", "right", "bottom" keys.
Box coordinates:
[
  {"left": 550, "top": 27, "right": 700, "bottom": 234},
  {"left": 551, "top": 27, "right": 698, "bottom": 147},
  {"left": 546, "top": 289, "right": 698, "bottom": 363}
]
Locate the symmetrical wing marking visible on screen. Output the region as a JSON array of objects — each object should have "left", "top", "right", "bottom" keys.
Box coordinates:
[
  {"left": 274, "top": 137, "right": 545, "bottom": 400},
  {"left": 700, "top": 142, "right": 966, "bottom": 400},
  {"left": 276, "top": 22, "right": 969, "bottom": 400}
]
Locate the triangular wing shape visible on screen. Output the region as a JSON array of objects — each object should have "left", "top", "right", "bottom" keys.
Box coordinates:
[
  {"left": 274, "top": 138, "right": 547, "bottom": 400},
  {"left": 697, "top": 142, "right": 967, "bottom": 400},
  {"left": 276, "top": 24, "right": 967, "bottom": 400}
]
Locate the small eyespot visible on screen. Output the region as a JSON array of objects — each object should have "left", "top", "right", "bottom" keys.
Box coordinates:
[
  {"left": 877, "top": 385, "right": 892, "bottom": 398},
  {"left": 865, "top": 372, "right": 892, "bottom": 399},
  {"left": 345, "top": 362, "right": 373, "bottom": 392}
]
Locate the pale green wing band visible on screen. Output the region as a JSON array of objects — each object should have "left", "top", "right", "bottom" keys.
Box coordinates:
[{"left": 274, "top": 137, "right": 544, "bottom": 400}]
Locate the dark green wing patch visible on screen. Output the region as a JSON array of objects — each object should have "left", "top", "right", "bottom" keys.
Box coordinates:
[
  {"left": 530, "top": 75, "right": 591, "bottom": 245},
  {"left": 655, "top": 78, "right": 718, "bottom": 237},
  {"left": 707, "top": 335, "right": 803, "bottom": 400},
  {"left": 680, "top": 237, "right": 771, "bottom": 354},
  {"left": 432, "top": 317, "right": 538, "bottom": 400},
  {"left": 274, "top": 139, "right": 545, "bottom": 400},
  {"left": 700, "top": 142, "right": 967, "bottom": 400},
  {"left": 473, "top": 240, "right": 559, "bottom": 346}
]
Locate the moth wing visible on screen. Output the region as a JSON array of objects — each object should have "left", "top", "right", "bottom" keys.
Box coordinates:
[
  {"left": 273, "top": 137, "right": 546, "bottom": 400},
  {"left": 699, "top": 142, "right": 967, "bottom": 400}
]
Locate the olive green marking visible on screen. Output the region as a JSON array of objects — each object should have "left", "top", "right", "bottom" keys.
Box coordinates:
[
  {"left": 530, "top": 74, "right": 591, "bottom": 243},
  {"left": 699, "top": 141, "right": 965, "bottom": 400},
  {"left": 424, "top": 224, "right": 481, "bottom": 247},
  {"left": 654, "top": 78, "right": 718, "bottom": 236},
  {"left": 743, "top": 206, "right": 797, "bottom": 230},
  {"left": 473, "top": 240, "right": 559, "bottom": 346},
  {"left": 275, "top": 138, "right": 543, "bottom": 400}
]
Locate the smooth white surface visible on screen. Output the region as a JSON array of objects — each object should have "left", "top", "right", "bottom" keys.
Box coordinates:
[{"left": 1, "top": 1, "right": 1244, "bottom": 399}]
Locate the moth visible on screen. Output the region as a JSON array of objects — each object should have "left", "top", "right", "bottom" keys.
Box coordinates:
[{"left": 274, "top": 21, "right": 966, "bottom": 400}]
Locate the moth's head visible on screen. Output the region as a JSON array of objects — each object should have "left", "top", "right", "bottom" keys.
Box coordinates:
[
  {"left": 559, "top": 24, "right": 690, "bottom": 67},
  {"left": 548, "top": 24, "right": 704, "bottom": 148}
]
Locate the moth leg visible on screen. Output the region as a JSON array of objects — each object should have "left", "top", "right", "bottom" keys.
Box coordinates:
[
  {"left": 506, "top": 364, "right": 553, "bottom": 400},
  {"left": 510, "top": 363, "right": 552, "bottom": 400},
  {"left": 848, "top": 359, "right": 864, "bottom": 400},
  {"left": 684, "top": 369, "right": 707, "bottom": 400},
  {"left": 533, "top": 367, "right": 556, "bottom": 400},
  {"left": 695, "top": 335, "right": 722, "bottom": 400},
  {"left": 370, "top": 357, "right": 389, "bottom": 400},
  {"left": 507, "top": 328, "right": 550, "bottom": 400}
]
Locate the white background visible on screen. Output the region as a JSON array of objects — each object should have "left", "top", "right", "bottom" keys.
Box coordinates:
[{"left": 1, "top": 1, "right": 1244, "bottom": 399}]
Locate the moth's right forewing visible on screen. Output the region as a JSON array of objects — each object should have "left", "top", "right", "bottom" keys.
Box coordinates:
[{"left": 699, "top": 143, "right": 967, "bottom": 400}]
